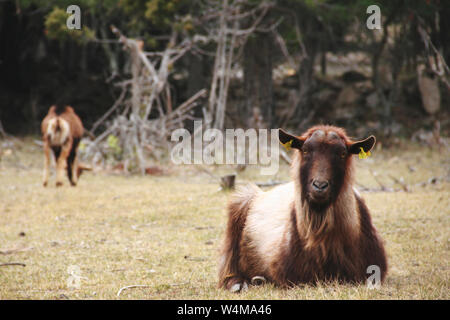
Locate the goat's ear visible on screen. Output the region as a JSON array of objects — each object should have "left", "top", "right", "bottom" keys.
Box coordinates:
[
  {"left": 278, "top": 128, "right": 304, "bottom": 150},
  {"left": 348, "top": 135, "right": 376, "bottom": 154}
]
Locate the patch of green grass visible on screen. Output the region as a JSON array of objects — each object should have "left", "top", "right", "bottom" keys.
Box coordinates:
[{"left": 0, "top": 139, "right": 448, "bottom": 299}]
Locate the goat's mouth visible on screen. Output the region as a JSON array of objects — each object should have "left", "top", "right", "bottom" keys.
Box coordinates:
[
  {"left": 307, "top": 193, "right": 333, "bottom": 213},
  {"left": 308, "top": 188, "right": 332, "bottom": 206}
]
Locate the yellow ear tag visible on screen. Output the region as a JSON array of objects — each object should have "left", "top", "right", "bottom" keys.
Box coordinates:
[
  {"left": 358, "top": 147, "right": 371, "bottom": 159},
  {"left": 282, "top": 140, "right": 293, "bottom": 151}
]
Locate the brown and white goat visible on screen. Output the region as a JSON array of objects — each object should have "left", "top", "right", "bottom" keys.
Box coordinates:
[
  {"left": 41, "top": 105, "right": 84, "bottom": 187},
  {"left": 218, "top": 125, "right": 387, "bottom": 291}
]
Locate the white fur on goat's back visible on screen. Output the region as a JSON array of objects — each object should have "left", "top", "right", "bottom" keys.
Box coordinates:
[{"left": 244, "top": 182, "right": 296, "bottom": 273}]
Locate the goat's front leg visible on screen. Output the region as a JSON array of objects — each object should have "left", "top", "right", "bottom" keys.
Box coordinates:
[
  {"left": 55, "top": 142, "right": 72, "bottom": 187},
  {"left": 218, "top": 204, "right": 251, "bottom": 292},
  {"left": 69, "top": 153, "right": 79, "bottom": 186},
  {"left": 42, "top": 139, "right": 51, "bottom": 187}
]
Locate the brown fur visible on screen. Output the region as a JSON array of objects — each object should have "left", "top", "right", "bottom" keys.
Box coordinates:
[
  {"left": 41, "top": 105, "right": 84, "bottom": 187},
  {"left": 218, "top": 125, "right": 387, "bottom": 291}
]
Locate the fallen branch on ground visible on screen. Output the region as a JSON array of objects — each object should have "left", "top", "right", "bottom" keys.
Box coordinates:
[
  {"left": 255, "top": 180, "right": 287, "bottom": 188},
  {"left": 0, "top": 247, "right": 34, "bottom": 255},
  {"left": 369, "top": 170, "right": 391, "bottom": 192},
  {"left": 388, "top": 174, "right": 410, "bottom": 192},
  {"left": 117, "top": 285, "right": 151, "bottom": 297},
  {"left": 195, "top": 165, "right": 220, "bottom": 181},
  {"left": 356, "top": 183, "right": 398, "bottom": 193},
  {"left": 0, "top": 262, "right": 26, "bottom": 267}
]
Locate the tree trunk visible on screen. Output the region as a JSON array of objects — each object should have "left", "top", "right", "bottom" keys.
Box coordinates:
[
  {"left": 320, "top": 50, "right": 327, "bottom": 76},
  {"left": 243, "top": 31, "right": 274, "bottom": 128},
  {"left": 130, "top": 44, "right": 141, "bottom": 115},
  {"left": 293, "top": 41, "right": 317, "bottom": 128},
  {"left": 185, "top": 52, "right": 205, "bottom": 132}
]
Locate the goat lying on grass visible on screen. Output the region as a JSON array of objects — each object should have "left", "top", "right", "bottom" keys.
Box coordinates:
[{"left": 218, "top": 125, "right": 387, "bottom": 292}]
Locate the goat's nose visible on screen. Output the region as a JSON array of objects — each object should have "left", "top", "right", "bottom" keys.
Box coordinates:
[{"left": 312, "top": 180, "right": 329, "bottom": 192}]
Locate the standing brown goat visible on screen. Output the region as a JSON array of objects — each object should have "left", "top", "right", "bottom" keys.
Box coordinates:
[
  {"left": 41, "top": 105, "right": 84, "bottom": 187},
  {"left": 218, "top": 125, "right": 387, "bottom": 292}
]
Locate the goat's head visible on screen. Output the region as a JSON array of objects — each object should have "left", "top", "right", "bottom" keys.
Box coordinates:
[
  {"left": 46, "top": 117, "right": 70, "bottom": 146},
  {"left": 279, "top": 126, "right": 375, "bottom": 210}
]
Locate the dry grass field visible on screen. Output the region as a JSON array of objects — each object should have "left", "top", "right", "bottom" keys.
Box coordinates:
[{"left": 0, "top": 138, "right": 449, "bottom": 299}]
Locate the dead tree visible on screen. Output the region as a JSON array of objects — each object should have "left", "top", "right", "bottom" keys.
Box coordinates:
[
  {"left": 201, "top": 0, "right": 274, "bottom": 130},
  {"left": 81, "top": 27, "right": 207, "bottom": 174}
]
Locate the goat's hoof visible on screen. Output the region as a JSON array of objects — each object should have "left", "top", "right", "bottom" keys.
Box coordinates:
[
  {"left": 56, "top": 182, "right": 63, "bottom": 187},
  {"left": 227, "top": 279, "right": 249, "bottom": 293},
  {"left": 230, "top": 281, "right": 248, "bottom": 293},
  {"left": 70, "top": 181, "right": 77, "bottom": 187},
  {"left": 43, "top": 182, "right": 48, "bottom": 187}
]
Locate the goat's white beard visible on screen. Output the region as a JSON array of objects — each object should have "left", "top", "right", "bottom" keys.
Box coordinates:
[{"left": 294, "top": 177, "right": 360, "bottom": 250}]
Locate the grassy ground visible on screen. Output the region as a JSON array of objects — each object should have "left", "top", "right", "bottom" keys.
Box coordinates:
[{"left": 0, "top": 138, "right": 448, "bottom": 299}]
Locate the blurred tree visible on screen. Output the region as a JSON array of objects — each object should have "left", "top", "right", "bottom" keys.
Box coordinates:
[
  {"left": 44, "top": 7, "right": 94, "bottom": 43},
  {"left": 243, "top": 30, "right": 274, "bottom": 128},
  {"left": 273, "top": 0, "right": 358, "bottom": 128},
  {"left": 0, "top": 0, "right": 448, "bottom": 138}
]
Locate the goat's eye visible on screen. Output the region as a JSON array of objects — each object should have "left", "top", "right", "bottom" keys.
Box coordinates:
[
  {"left": 303, "top": 150, "right": 308, "bottom": 155},
  {"left": 341, "top": 151, "right": 346, "bottom": 158}
]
